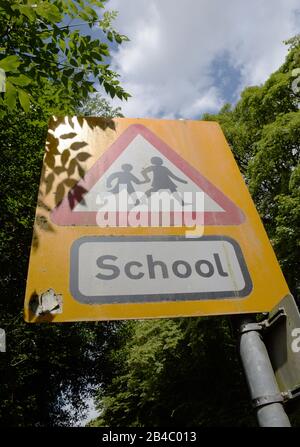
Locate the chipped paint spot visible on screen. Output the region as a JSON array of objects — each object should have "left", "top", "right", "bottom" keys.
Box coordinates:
[{"left": 34, "top": 288, "right": 63, "bottom": 316}]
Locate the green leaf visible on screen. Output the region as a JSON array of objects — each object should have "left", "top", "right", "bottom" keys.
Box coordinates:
[
  {"left": 67, "top": 0, "right": 79, "bottom": 16},
  {"left": 84, "top": 6, "right": 98, "bottom": 19},
  {"left": 63, "top": 68, "right": 74, "bottom": 77},
  {"left": 0, "top": 55, "right": 21, "bottom": 71},
  {"left": 99, "top": 46, "right": 109, "bottom": 56},
  {"left": 36, "top": 2, "right": 61, "bottom": 22},
  {"left": 18, "top": 5, "right": 36, "bottom": 21},
  {"left": 91, "top": 51, "right": 103, "bottom": 61},
  {"left": 73, "top": 71, "right": 82, "bottom": 82},
  {"left": 5, "top": 81, "right": 17, "bottom": 110},
  {"left": 120, "top": 34, "right": 130, "bottom": 42},
  {"left": 115, "top": 34, "right": 122, "bottom": 44},
  {"left": 18, "top": 89, "right": 30, "bottom": 112},
  {"left": 59, "top": 39, "right": 66, "bottom": 52},
  {"left": 79, "top": 11, "right": 90, "bottom": 21},
  {"left": 8, "top": 75, "right": 31, "bottom": 87}
]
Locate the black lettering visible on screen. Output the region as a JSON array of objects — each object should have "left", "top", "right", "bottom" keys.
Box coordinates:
[
  {"left": 96, "top": 255, "right": 120, "bottom": 280},
  {"left": 172, "top": 260, "right": 192, "bottom": 278},
  {"left": 195, "top": 259, "right": 214, "bottom": 277},
  {"left": 147, "top": 254, "right": 168, "bottom": 279},
  {"left": 125, "top": 261, "right": 144, "bottom": 279},
  {"left": 214, "top": 253, "right": 229, "bottom": 277}
]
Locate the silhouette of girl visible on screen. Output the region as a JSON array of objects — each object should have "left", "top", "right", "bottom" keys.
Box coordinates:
[{"left": 141, "top": 157, "right": 187, "bottom": 197}]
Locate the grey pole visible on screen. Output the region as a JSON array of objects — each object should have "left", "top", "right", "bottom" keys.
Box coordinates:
[{"left": 236, "top": 316, "right": 291, "bottom": 427}]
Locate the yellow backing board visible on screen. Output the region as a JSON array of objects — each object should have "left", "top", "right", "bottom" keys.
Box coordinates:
[{"left": 24, "top": 117, "right": 290, "bottom": 322}]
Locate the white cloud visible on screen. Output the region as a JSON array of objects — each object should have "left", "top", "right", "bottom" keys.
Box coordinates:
[{"left": 107, "top": 0, "right": 300, "bottom": 118}]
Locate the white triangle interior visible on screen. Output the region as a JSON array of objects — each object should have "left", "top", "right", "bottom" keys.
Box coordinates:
[{"left": 74, "top": 135, "right": 224, "bottom": 212}]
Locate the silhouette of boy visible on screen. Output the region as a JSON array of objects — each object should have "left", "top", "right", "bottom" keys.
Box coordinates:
[
  {"left": 106, "top": 163, "right": 144, "bottom": 194},
  {"left": 106, "top": 163, "right": 144, "bottom": 206}
]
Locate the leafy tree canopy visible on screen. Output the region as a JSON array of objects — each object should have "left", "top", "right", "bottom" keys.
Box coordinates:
[
  {"left": 90, "top": 318, "right": 255, "bottom": 427},
  {"left": 203, "top": 35, "right": 300, "bottom": 298},
  {"left": 78, "top": 92, "right": 123, "bottom": 117},
  {"left": 0, "top": 0, "right": 130, "bottom": 116}
]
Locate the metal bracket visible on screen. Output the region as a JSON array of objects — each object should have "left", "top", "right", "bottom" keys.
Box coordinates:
[
  {"left": 239, "top": 312, "right": 300, "bottom": 406},
  {"left": 240, "top": 308, "right": 287, "bottom": 335},
  {"left": 261, "top": 307, "right": 287, "bottom": 331},
  {"left": 239, "top": 309, "right": 287, "bottom": 335},
  {"left": 259, "top": 303, "right": 300, "bottom": 404},
  {"left": 282, "top": 385, "right": 300, "bottom": 403},
  {"left": 252, "top": 393, "right": 284, "bottom": 408},
  {"left": 239, "top": 322, "right": 264, "bottom": 334}
]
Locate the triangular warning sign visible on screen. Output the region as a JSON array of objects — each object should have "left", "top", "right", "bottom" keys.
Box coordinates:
[{"left": 51, "top": 124, "right": 245, "bottom": 226}]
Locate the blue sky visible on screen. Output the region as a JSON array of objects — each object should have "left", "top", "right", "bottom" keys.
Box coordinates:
[
  {"left": 103, "top": 0, "right": 300, "bottom": 119},
  {"left": 210, "top": 51, "right": 243, "bottom": 105}
]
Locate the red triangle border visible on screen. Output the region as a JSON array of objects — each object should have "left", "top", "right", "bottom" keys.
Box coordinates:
[{"left": 51, "top": 124, "right": 245, "bottom": 226}]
